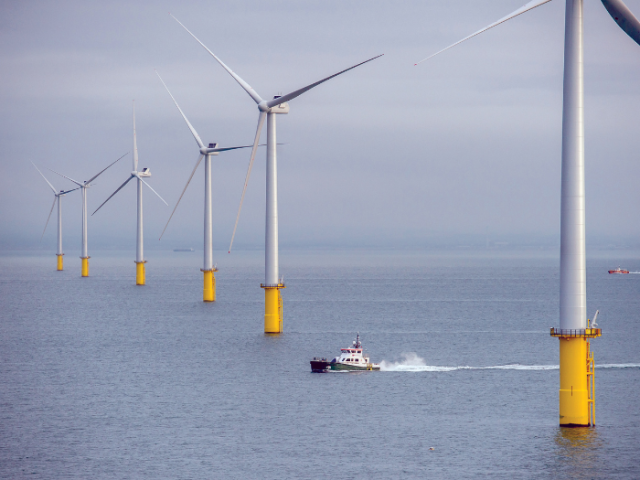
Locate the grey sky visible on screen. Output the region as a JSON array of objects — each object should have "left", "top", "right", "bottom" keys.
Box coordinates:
[{"left": 1, "top": 0, "right": 639, "bottom": 252}]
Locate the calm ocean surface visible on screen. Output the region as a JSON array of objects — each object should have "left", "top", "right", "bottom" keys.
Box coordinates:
[{"left": 1, "top": 249, "right": 639, "bottom": 479}]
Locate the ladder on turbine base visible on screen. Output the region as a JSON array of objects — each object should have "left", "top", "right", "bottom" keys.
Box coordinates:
[
  {"left": 278, "top": 290, "right": 283, "bottom": 332},
  {"left": 587, "top": 342, "right": 595, "bottom": 426}
]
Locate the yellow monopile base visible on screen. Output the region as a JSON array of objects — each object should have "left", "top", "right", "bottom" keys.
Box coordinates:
[
  {"left": 81, "top": 257, "right": 89, "bottom": 277},
  {"left": 263, "top": 285, "right": 284, "bottom": 333},
  {"left": 559, "top": 337, "right": 590, "bottom": 426},
  {"left": 551, "top": 327, "right": 600, "bottom": 427},
  {"left": 56, "top": 254, "right": 64, "bottom": 271},
  {"left": 202, "top": 269, "right": 216, "bottom": 302},
  {"left": 136, "top": 261, "right": 146, "bottom": 286}
]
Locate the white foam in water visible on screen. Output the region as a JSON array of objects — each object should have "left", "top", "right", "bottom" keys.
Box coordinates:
[
  {"left": 380, "top": 353, "right": 640, "bottom": 372},
  {"left": 598, "top": 363, "right": 640, "bottom": 369}
]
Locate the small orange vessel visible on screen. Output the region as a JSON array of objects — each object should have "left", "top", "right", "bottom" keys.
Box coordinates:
[{"left": 608, "top": 266, "right": 629, "bottom": 274}]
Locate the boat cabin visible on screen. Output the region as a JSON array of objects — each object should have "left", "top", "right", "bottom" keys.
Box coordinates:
[{"left": 334, "top": 347, "right": 371, "bottom": 365}]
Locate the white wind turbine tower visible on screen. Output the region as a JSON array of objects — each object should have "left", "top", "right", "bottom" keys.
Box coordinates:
[
  {"left": 92, "top": 101, "right": 168, "bottom": 285},
  {"left": 32, "top": 162, "right": 79, "bottom": 271},
  {"left": 49, "top": 153, "right": 127, "bottom": 277},
  {"left": 171, "top": 14, "right": 382, "bottom": 333},
  {"left": 157, "top": 71, "right": 260, "bottom": 302},
  {"left": 415, "top": 0, "right": 640, "bottom": 427}
]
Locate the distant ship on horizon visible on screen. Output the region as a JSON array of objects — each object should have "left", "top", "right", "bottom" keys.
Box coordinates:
[
  {"left": 173, "top": 248, "right": 195, "bottom": 252},
  {"left": 609, "top": 266, "right": 629, "bottom": 274}
]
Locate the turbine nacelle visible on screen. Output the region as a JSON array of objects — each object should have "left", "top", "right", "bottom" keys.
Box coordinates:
[
  {"left": 258, "top": 98, "right": 289, "bottom": 114},
  {"left": 200, "top": 143, "right": 221, "bottom": 155},
  {"left": 138, "top": 168, "right": 151, "bottom": 177},
  {"left": 269, "top": 97, "right": 290, "bottom": 114}
]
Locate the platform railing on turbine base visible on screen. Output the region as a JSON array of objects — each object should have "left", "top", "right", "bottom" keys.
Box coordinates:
[{"left": 549, "top": 328, "right": 602, "bottom": 338}]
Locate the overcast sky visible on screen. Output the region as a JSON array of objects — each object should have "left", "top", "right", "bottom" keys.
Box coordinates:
[{"left": 2, "top": 0, "right": 639, "bottom": 253}]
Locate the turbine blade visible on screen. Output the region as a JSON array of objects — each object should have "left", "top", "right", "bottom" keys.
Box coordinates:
[
  {"left": 32, "top": 162, "right": 57, "bottom": 194},
  {"left": 41, "top": 196, "right": 56, "bottom": 240},
  {"left": 170, "top": 14, "right": 264, "bottom": 105},
  {"left": 87, "top": 152, "right": 128, "bottom": 184},
  {"left": 415, "top": 0, "right": 553, "bottom": 65},
  {"left": 266, "top": 54, "right": 384, "bottom": 108},
  {"left": 92, "top": 175, "right": 134, "bottom": 215},
  {"left": 136, "top": 175, "right": 168, "bottom": 205},
  {"left": 46, "top": 168, "right": 82, "bottom": 187},
  {"left": 156, "top": 71, "right": 205, "bottom": 149},
  {"left": 228, "top": 111, "right": 266, "bottom": 253},
  {"left": 133, "top": 100, "right": 139, "bottom": 171},
  {"left": 207, "top": 143, "right": 266, "bottom": 153},
  {"left": 601, "top": 0, "right": 640, "bottom": 46},
  {"left": 60, "top": 187, "right": 80, "bottom": 195},
  {"left": 159, "top": 154, "right": 204, "bottom": 240}
]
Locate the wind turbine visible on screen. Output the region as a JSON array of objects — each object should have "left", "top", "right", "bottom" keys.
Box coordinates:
[
  {"left": 415, "top": 0, "right": 640, "bottom": 427},
  {"left": 32, "top": 162, "right": 79, "bottom": 271},
  {"left": 156, "top": 71, "right": 259, "bottom": 302},
  {"left": 49, "top": 153, "right": 127, "bottom": 277},
  {"left": 171, "top": 14, "right": 382, "bottom": 332},
  {"left": 92, "top": 101, "right": 168, "bottom": 285}
]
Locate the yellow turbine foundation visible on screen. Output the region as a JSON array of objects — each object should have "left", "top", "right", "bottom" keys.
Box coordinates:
[
  {"left": 136, "top": 261, "right": 146, "bottom": 286},
  {"left": 202, "top": 268, "right": 217, "bottom": 302},
  {"left": 56, "top": 254, "right": 64, "bottom": 271},
  {"left": 81, "top": 257, "right": 89, "bottom": 277},
  {"left": 551, "top": 327, "right": 600, "bottom": 427},
  {"left": 559, "top": 338, "right": 589, "bottom": 426},
  {"left": 262, "top": 284, "right": 285, "bottom": 333}
]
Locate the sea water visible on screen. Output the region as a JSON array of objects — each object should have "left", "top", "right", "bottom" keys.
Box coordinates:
[{"left": 1, "top": 249, "right": 638, "bottom": 479}]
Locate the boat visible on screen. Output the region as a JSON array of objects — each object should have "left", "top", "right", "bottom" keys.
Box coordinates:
[
  {"left": 608, "top": 266, "right": 629, "bottom": 274},
  {"left": 310, "top": 334, "right": 380, "bottom": 372},
  {"left": 173, "top": 248, "right": 195, "bottom": 252}
]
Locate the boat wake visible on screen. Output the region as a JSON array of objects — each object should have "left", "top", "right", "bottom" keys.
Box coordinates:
[{"left": 379, "top": 353, "right": 640, "bottom": 372}]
